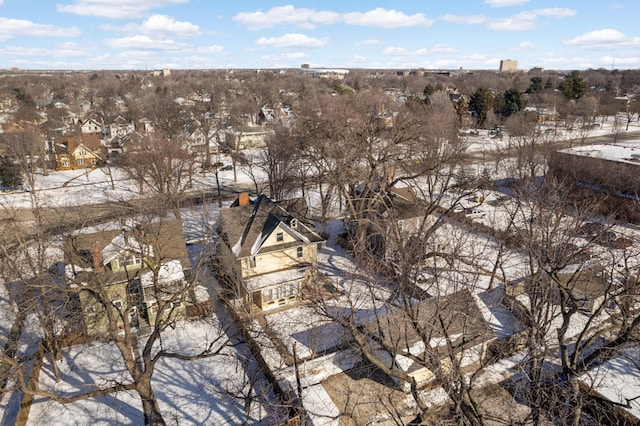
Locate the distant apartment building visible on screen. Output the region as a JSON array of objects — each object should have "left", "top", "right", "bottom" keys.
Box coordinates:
[{"left": 499, "top": 59, "right": 518, "bottom": 73}]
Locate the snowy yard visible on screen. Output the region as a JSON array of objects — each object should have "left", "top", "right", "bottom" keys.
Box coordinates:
[{"left": 27, "top": 319, "right": 274, "bottom": 426}]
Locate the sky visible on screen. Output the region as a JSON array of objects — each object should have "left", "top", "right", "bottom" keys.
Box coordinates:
[{"left": 0, "top": 0, "right": 638, "bottom": 71}]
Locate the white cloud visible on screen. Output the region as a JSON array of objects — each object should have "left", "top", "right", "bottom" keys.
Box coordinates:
[
  {"left": 233, "top": 5, "right": 340, "bottom": 30},
  {"left": 382, "top": 47, "right": 408, "bottom": 55},
  {"left": 0, "top": 46, "right": 87, "bottom": 58},
  {"left": 101, "top": 14, "right": 200, "bottom": 38},
  {"left": 352, "top": 55, "right": 366, "bottom": 62},
  {"left": 440, "top": 14, "right": 487, "bottom": 25},
  {"left": 256, "top": 33, "right": 329, "bottom": 49},
  {"left": 383, "top": 44, "right": 455, "bottom": 56},
  {"left": 517, "top": 41, "right": 535, "bottom": 49},
  {"left": 0, "top": 17, "right": 80, "bottom": 42},
  {"left": 356, "top": 39, "right": 382, "bottom": 46},
  {"left": 565, "top": 29, "right": 640, "bottom": 50},
  {"left": 194, "top": 45, "right": 224, "bottom": 54},
  {"left": 236, "top": 6, "right": 432, "bottom": 30},
  {"left": 56, "top": 0, "right": 188, "bottom": 19},
  {"left": 105, "top": 35, "right": 187, "bottom": 51},
  {"left": 487, "top": 8, "right": 574, "bottom": 31},
  {"left": 260, "top": 52, "right": 307, "bottom": 61},
  {"left": 488, "top": 17, "right": 536, "bottom": 31},
  {"left": 344, "top": 8, "right": 433, "bottom": 29},
  {"left": 534, "top": 8, "right": 576, "bottom": 18},
  {"left": 601, "top": 55, "right": 640, "bottom": 66},
  {"left": 484, "top": 0, "right": 530, "bottom": 7}
]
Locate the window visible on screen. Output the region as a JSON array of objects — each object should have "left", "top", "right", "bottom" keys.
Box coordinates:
[
  {"left": 112, "top": 300, "right": 123, "bottom": 310},
  {"left": 263, "top": 283, "right": 299, "bottom": 302},
  {"left": 276, "top": 231, "right": 284, "bottom": 242},
  {"left": 148, "top": 301, "right": 158, "bottom": 314},
  {"left": 248, "top": 256, "right": 257, "bottom": 268},
  {"left": 296, "top": 247, "right": 304, "bottom": 258},
  {"left": 77, "top": 158, "right": 85, "bottom": 165},
  {"left": 118, "top": 255, "right": 141, "bottom": 268},
  {"left": 160, "top": 279, "right": 183, "bottom": 294},
  {"left": 290, "top": 218, "right": 298, "bottom": 228},
  {"left": 61, "top": 159, "right": 70, "bottom": 167}
]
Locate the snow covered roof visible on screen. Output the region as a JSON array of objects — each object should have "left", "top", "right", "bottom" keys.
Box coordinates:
[
  {"left": 559, "top": 142, "right": 640, "bottom": 165},
  {"left": 244, "top": 268, "right": 305, "bottom": 292},
  {"left": 142, "top": 259, "right": 184, "bottom": 286},
  {"left": 101, "top": 233, "right": 153, "bottom": 265},
  {"left": 578, "top": 345, "right": 640, "bottom": 420}
]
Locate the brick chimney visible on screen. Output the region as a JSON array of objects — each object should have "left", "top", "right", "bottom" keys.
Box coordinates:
[
  {"left": 90, "top": 243, "right": 104, "bottom": 272},
  {"left": 238, "top": 192, "right": 250, "bottom": 206}
]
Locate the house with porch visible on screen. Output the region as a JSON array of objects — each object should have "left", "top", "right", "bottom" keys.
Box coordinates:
[
  {"left": 63, "top": 219, "right": 206, "bottom": 335},
  {"left": 215, "top": 193, "right": 325, "bottom": 311},
  {"left": 53, "top": 134, "right": 103, "bottom": 170}
]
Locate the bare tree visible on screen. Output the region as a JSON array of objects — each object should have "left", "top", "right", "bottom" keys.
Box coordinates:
[{"left": 1, "top": 209, "right": 232, "bottom": 426}]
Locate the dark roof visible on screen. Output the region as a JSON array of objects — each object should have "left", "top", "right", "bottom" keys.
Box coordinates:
[
  {"left": 366, "top": 289, "right": 495, "bottom": 367},
  {"left": 219, "top": 194, "right": 323, "bottom": 259},
  {"left": 384, "top": 185, "right": 427, "bottom": 221}
]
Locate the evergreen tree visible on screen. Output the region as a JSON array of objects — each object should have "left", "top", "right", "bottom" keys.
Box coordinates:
[
  {"left": 526, "top": 77, "right": 543, "bottom": 94},
  {"left": 559, "top": 71, "right": 588, "bottom": 100},
  {"left": 469, "top": 87, "right": 494, "bottom": 127},
  {"left": 0, "top": 156, "right": 22, "bottom": 189},
  {"left": 497, "top": 88, "right": 526, "bottom": 118}
]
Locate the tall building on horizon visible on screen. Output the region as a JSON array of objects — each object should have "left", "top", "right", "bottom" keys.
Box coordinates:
[{"left": 499, "top": 59, "right": 518, "bottom": 73}]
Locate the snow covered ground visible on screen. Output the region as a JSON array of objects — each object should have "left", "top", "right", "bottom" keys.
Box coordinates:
[
  {"left": 3, "top": 118, "right": 640, "bottom": 424},
  {"left": 27, "top": 319, "right": 273, "bottom": 426}
]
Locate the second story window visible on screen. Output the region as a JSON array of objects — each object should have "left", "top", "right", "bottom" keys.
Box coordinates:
[
  {"left": 248, "top": 256, "right": 257, "bottom": 268},
  {"left": 296, "top": 247, "right": 304, "bottom": 258},
  {"left": 276, "top": 231, "right": 284, "bottom": 242}
]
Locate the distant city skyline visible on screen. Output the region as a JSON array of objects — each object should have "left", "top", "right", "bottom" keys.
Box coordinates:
[{"left": 0, "top": 0, "right": 638, "bottom": 71}]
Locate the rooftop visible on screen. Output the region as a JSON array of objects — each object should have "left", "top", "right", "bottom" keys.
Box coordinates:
[{"left": 559, "top": 141, "right": 640, "bottom": 165}]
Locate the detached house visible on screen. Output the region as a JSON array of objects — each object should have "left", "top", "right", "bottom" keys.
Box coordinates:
[
  {"left": 64, "top": 219, "right": 202, "bottom": 335},
  {"left": 366, "top": 289, "right": 496, "bottom": 391},
  {"left": 216, "top": 193, "right": 325, "bottom": 311},
  {"left": 53, "top": 134, "right": 103, "bottom": 170},
  {"left": 80, "top": 117, "right": 104, "bottom": 135}
]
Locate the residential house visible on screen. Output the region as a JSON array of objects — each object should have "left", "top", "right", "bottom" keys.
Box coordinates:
[
  {"left": 106, "top": 115, "right": 135, "bottom": 138},
  {"left": 349, "top": 185, "right": 434, "bottom": 260},
  {"left": 223, "top": 125, "right": 274, "bottom": 150},
  {"left": 138, "top": 117, "right": 154, "bottom": 134},
  {"left": 365, "top": 289, "right": 496, "bottom": 391},
  {"left": 53, "top": 134, "right": 103, "bottom": 170},
  {"left": 186, "top": 127, "right": 221, "bottom": 161},
  {"left": 105, "top": 129, "right": 145, "bottom": 157},
  {"left": 80, "top": 117, "right": 104, "bottom": 135},
  {"left": 216, "top": 193, "right": 325, "bottom": 311},
  {"left": 78, "top": 99, "right": 92, "bottom": 113},
  {"left": 64, "top": 219, "right": 203, "bottom": 335}
]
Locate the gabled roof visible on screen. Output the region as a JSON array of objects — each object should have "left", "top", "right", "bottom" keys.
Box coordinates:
[
  {"left": 366, "top": 289, "right": 495, "bottom": 370},
  {"left": 64, "top": 219, "right": 191, "bottom": 284},
  {"left": 101, "top": 233, "right": 153, "bottom": 265},
  {"left": 218, "top": 194, "right": 323, "bottom": 258}
]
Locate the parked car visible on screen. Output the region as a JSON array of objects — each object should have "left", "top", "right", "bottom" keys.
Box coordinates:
[
  {"left": 220, "top": 164, "right": 233, "bottom": 171},
  {"left": 464, "top": 208, "right": 486, "bottom": 219}
]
